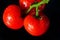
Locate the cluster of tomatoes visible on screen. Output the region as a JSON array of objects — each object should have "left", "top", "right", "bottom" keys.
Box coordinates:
[{"left": 3, "top": 0, "right": 50, "bottom": 36}]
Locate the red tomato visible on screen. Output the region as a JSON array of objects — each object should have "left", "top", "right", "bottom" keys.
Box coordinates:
[
  {"left": 19, "top": 0, "right": 45, "bottom": 11},
  {"left": 19, "top": 0, "right": 35, "bottom": 10},
  {"left": 3, "top": 5, "right": 23, "bottom": 30},
  {"left": 24, "top": 12, "right": 50, "bottom": 36}
]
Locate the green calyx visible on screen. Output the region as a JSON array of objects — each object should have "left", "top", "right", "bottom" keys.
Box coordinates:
[{"left": 27, "top": 0, "right": 49, "bottom": 17}]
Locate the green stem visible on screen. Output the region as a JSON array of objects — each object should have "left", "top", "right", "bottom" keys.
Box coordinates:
[
  {"left": 27, "top": 0, "right": 49, "bottom": 17},
  {"left": 36, "top": 6, "right": 38, "bottom": 17},
  {"left": 27, "top": 4, "right": 37, "bottom": 13}
]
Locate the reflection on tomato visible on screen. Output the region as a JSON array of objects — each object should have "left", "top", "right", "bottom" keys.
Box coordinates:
[
  {"left": 24, "top": 12, "right": 50, "bottom": 36},
  {"left": 3, "top": 5, "right": 23, "bottom": 30}
]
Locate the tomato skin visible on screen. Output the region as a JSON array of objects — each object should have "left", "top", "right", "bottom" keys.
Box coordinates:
[
  {"left": 38, "top": 4, "right": 46, "bottom": 11},
  {"left": 3, "top": 5, "right": 23, "bottom": 30},
  {"left": 19, "top": 0, "right": 35, "bottom": 10},
  {"left": 24, "top": 12, "right": 50, "bottom": 36},
  {"left": 28, "top": 8, "right": 36, "bottom": 15},
  {"left": 36, "top": 0, "right": 46, "bottom": 11},
  {"left": 36, "top": 0, "right": 41, "bottom": 2},
  {"left": 19, "top": 0, "right": 45, "bottom": 12}
]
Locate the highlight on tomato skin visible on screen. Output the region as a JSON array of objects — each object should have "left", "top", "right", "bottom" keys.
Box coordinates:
[
  {"left": 3, "top": 4, "right": 23, "bottom": 30},
  {"left": 24, "top": 12, "right": 50, "bottom": 36},
  {"left": 19, "top": 0, "right": 35, "bottom": 10}
]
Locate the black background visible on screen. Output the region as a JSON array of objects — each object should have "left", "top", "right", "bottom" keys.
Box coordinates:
[{"left": 0, "top": 0, "right": 60, "bottom": 40}]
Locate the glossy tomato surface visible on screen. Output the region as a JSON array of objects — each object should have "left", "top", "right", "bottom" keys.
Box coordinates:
[
  {"left": 19, "top": 0, "right": 45, "bottom": 11},
  {"left": 19, "top": 0, "right": 35, "bottom": 10},
  {"left": 0, "top": 0, "right": 59, "bottom": 40},
  {"left": 24, "top": 12, "right": 50, "bottom": 36},
  {"left": 3, "top": 5, "right": 23, "bottom": 30}
]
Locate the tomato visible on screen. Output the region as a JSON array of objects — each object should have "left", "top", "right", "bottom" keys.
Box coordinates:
[
  {"left": 3, "top": 5, "right": 23, "bottom": 30},
  {"left": 19, "top": 0, "right": 45, "bottom": 11},
  {"left": 24, "top": 12, "right": 50, "bottom": 36},
  {"left": 19, "top": 0, "right": 35, "bottom": 10}
]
